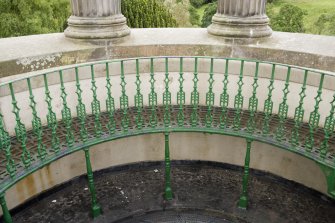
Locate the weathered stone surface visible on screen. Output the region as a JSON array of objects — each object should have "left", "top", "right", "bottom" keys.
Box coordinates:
[
  {"left": 208, "top": 0, "right": 272, "bottom": 38},
  {"left": 64, "top": 0, "right": 130, "bottom": 39},
  {"left": 0, "top": 29, "right": 334, "bottom": 78}
]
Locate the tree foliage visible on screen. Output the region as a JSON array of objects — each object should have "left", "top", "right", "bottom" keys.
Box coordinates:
[
  {"left": 190, "top": 0, "right": 206, "bottom": 8},
  {"left": 314, "top": 13, "right": 335, "bottom": 35},
  {"left": 0, "top": 0, "right": 70, "bottom": 38},
  {"left": 189, "top": 6, "right": 201, "bottom": 26},
  {"left": 270, "top": 4, "right": 306, "bottom": 33},
  {"left": 122, "top": 0, "right": 177, "bottom": 28},
  {"left": 190, "top": 0, "right": 216, "bottom": 9},
  {"left": 201, "top": 2, "right": 217, "bottom": 28}
]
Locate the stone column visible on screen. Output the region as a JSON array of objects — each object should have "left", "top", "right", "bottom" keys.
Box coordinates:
[
  {"left": 207, "top": 0, "right": 272, "bottom": 38},
  {"left": 65, "top": 0, "right": 130, "bottom": 39}
]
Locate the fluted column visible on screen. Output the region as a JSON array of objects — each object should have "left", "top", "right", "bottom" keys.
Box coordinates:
[
  {"left": 208, "top": 0, "right": 272, "bottom": 38},
  {"left": 65, "top": 0, "right": 130, "bottom": 39}
]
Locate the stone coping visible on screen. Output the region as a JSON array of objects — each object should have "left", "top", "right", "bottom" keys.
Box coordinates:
[{"left": 0, "top": 29, "right": 334, "bottom": 78}]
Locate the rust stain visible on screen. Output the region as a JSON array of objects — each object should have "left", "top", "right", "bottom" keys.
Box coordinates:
[
  {"left": 45, "top": 163, "right": 55, "bottom": 187},
  {"left": 15, "top": 173, "right": 37, "bottom": 204}
]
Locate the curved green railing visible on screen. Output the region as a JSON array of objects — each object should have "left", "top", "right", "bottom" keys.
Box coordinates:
[{"left": 0, "top": 56, "right": 335, "bottom": 222}]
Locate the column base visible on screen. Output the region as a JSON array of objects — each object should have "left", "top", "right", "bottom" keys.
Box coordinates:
[
  {"left": 165, "top": 187, "right": 173, "bottom": 201},
  {"left": 64, "top": 15, "right": 131, "bottom": 39},
  {"left": 238, "top": 196, "right": 248, "bottom": 209},
  {"left": 207, "top": 14, "right": 272, "bottom": 38},
  {"left": 91, "top": 204, "right": 102, "bottom": 218}
]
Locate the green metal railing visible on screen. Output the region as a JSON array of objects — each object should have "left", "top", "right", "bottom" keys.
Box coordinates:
[{"left": 0, "top": 56, "right": 335, "bottom": 222}]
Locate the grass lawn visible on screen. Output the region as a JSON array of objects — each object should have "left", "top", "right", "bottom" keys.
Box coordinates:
[{"left": 269, "top": 0, "right": 335, "bottom": 34}]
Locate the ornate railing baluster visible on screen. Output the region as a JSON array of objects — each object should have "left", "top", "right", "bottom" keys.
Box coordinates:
[
  {"left": 149, "top": 58, "right": 158, "bottom": 128},
  {"left": 134, "top": 59, "right": 144, "bottom": 129},
  {"left": 84, "top": 147, "right": 102, "bottom": 218},
  {"left": 205, "top": 58, "right": 215, "bottom": 128},
  {"left": 0, "top": 194, "right": 12, "bottom": 223},
  {"left": 0, "top": 113, "right": 16, "bottom": 177},
  {"left": 291, "top": 70, "right": 308, "bottom": 147},
  {"left": 44, "top": 74, "right": 60, "bottom": 153},
  {"left": 247, "top": 62, "right": 259, "bottom": 134},
  {"left": 262, "top": 64, "right": 276, "bottom": 135},
  {"left": 59, "top": 70, "right": 75, "bottom": 147},
  {"left": 164, "top": 132, "right": 172, "bottom": 200},
  {"left": 90, "top": 65, "right": 103, "bottom": 138},
  {"left": 75, "top": 67, "right": 88, "bottom": 142},
  {"left": 275, "top": 67, "right": 291, "bottom": 141},
  {"left": 305, "top": 73, "right": 325, "bottom": 151},
  {"left": 239, "top": 138, "right": 253, "bottom": 209},
  {"left": 320, "top": 94, "right": 335, "bottom": 159},
  {"left": 177, "top": 57, "right": 185, "bottom": 127},
  {"left": 9, "top": 83, "right": 31, "bottom": 168},
  {"left": 105, "top": 63, "right": 116, "bottom": 134},
  {"left": 190, "top": 57, "right": 199, "bottom": 127},
  {"left": 120, "top": 61, "right": 129, "bottom": 131},
  {"left": 27, "top": 78, "right": 47, "bottom": 160},
  {"left": 163, "top": 58, "right": 172, "bottom": 127},
  {"left": 233, "top": 61, "right": 245, "bottom": 130},
  {"left": 219, "top": 59, "right": 230, "bottom": 129}
]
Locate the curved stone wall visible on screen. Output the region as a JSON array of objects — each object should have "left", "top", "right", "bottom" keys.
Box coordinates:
[
  {"left": 1, "top": 133, "right": 327, "bottom": 216},
  {"left": 0, "top": 29, "right": 335, "bottom": 215}
]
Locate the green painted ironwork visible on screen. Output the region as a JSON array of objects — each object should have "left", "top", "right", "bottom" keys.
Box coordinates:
[
  {"left": 149, "top": 58, "right": 158, "bottom": 128},
  {"left": 90, "top": 65, "right": 103, "bottom": 138},
  {"left": 233, "top": 61, "right": 245, "bottom": 131},
  {"left": 44, "top": 74, "right": 60, "bottom": 153},
  {"left": 163, "top": 58, "right": 172, "bottom": 127},
  {"left": 320, "top": 94, "right": 335, "bottom": 159},
  {"left": 0, "top": 113, "right": 16, "bottom": 178},
  {"left": 205, "top": 58, "right": 215, "bottom": 127},
  {"left": 219, "top": 59, "right": 230, "bottom": 129},
  {"left": 0, "top": 194, "right": 12, "bottom": 223},
  {"left": 190, "top": 57, "right": 199, "bottom": 127},
  {"left": 262, "top": 64, "right": 276, "bottom": 135},
  {"left": 105, "top": 63, "right": 116, "bottom": 134},
  {"left": 291, "top": 71, "right": 308, "bottom": 147},
  {"left": 84, "top": 148, "right": 102, "bottom": 218},
  {"left": 59, "top": 70, "right": 74, "bottom": 147},
  {"left": 247, "top": 62, "right": 259, "bottom": 134},
  {"left": 135, "top": 59, "right": 144, "bottom": 129},
  {"left": 177, "top": 57, "right": 185, "bottom": 127},
  {"left": 27, "top": 78, "right": 47, "bottom": 160},
  {"left": 305, "top": 74, "right": 325, "bottom": 151},
  {"left": 9, "top": 83, "right": 31, "bottom": 168},
  {"left": 75, "top": 67, "right": 88, "bottom": 142},
  {"left": 239, "top": 138, "right": 252, "bottom": 209},
  {"left": 164, "top": 132, "right": 173, "bottom": 200},
  {"left": 120, "top": 61, "right": 129, "bottom": 132},
  {"left": 275, "top": 67, "right": 291, "bottom": 141},
  {"left": 1, "top": 56, "right": 335, "bottom": 221}
]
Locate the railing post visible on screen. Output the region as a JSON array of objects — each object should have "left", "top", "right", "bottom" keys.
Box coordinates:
[
  {"left": 83, "top": 148, "right": 102, "bottom": 218},
  {"left": 65, "top": 0, "right": 131, "bottom": 39},
  {"left": 208, "top": 0, "right": 272, "bottom": 38},
  {"left": 0, "top": 193, "right": 12, "bottom": 223},
  {"left": 239, "top": 138, "right": 253, "bottom": 209},
  {"left": 164, "top": 132, "right": 173, "bottom": 200}
]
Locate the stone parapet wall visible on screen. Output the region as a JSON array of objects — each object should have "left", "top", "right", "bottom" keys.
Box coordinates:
[{"left": 0, "top": 29, "right": 335, "bottom": 78}]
